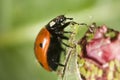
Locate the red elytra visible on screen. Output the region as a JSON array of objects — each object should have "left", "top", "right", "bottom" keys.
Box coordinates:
[{"left": 34, "top": 28, "right": 51, "bottom": 71}]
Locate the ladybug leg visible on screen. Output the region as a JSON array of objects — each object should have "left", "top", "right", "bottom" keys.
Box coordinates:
[
  {"left": 58, "top": 37, "right": 71, "bottom": 47},
  {"left": 55, "top": 31, "right": 73, "bottom": 35},
  {"left": 58, "top": 63, "right": 65, "bottom": 67},
  {"left": 63, "top": 31, "right": 73, "bottom": 34},
  {"left": 57, "top": 36, "right": 72, "bottom": 47},
  {"left": 62, "top": 41, "right": 71, "bottom": 47},
  {"left": 66, "top": 17, "right": 73, "bottom": 20},
  {"left": 79, "top": 23, "right": 87, "bottom": 26},
  {"left": 63, "top": 31, "right": 76, "bottom": 35},
  {"left": 59, "top": 21, "right": 79, "bottom": 34},
  {"left": 61, "top": 21, "right": 79, "bottom": 29},
  {"left": 60, "top": 22, "right": 71, "bottom": 29},
  {"left": 53, "top": 62, "right": 65, "bottom": 67},
  {"left": 59, "top": 34, "right": 69, "bottom": 40}
]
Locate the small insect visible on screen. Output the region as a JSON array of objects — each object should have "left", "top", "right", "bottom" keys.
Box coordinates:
[{"left": 34, "top": 15, "right": 74, "bottom": 71}]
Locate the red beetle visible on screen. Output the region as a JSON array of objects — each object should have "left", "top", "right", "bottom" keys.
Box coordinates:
[{"left": 34, "top": 15, "right": 73, "bottom": 71}]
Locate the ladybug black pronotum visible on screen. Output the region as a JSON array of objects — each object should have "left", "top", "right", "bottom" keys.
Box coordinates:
[{"left": 34, "top": 15, "right": 74, "bottom": 71}]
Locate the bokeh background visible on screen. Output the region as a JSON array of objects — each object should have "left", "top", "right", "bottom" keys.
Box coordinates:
[{"left": 0, "top": 0, "right": 120, "bottom": 80}]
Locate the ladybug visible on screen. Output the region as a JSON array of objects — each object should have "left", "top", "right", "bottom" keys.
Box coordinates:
[{"left": 34, "top": 15, "right": 74, "bottom": 71}]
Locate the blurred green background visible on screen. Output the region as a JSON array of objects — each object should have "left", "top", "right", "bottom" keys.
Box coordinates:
[{"left": 0, "top": 0, "right": 120, "bottom": 80}]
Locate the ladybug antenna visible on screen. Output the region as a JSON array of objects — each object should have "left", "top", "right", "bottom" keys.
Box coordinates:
[{"left": 66, "top": 17, "right": 73, "bottom": 20}]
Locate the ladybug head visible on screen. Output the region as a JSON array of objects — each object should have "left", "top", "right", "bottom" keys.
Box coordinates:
[
  {"left": 56, "top": 15, "right": 66, "bottom": 23},
  {"left": 55, "top": 15, "right": 73, "bottom": 24},
  {"left": 46, "top": 15, "right": 73, "bottom": 35}
]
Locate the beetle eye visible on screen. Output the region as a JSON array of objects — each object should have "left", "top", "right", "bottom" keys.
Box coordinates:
[{"left": 39, "top": 43, "right": 43, "bottom": 48}]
